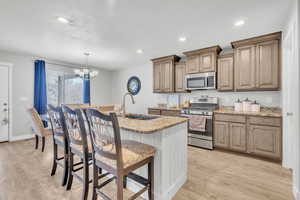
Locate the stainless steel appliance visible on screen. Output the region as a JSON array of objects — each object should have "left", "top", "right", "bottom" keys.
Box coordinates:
[
  {"left": 181, "top": 96, "right": 218, "bottom": 149},
  {"left": 185, "top": 72, "right": 216, "bottom": 90}
]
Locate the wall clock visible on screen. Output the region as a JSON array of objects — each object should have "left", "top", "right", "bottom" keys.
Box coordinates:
[{"left": 127, "top": 76, "right": 141, "bottom": 95}]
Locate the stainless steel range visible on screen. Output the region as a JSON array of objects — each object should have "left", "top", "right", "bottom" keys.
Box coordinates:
[{"left": 181, "top": 96, "right": 218, "bottom": 149}]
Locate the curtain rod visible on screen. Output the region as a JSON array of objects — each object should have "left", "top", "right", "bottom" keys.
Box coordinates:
[{"left": 32, "top": 57, "right": 80, "bottom": 69}]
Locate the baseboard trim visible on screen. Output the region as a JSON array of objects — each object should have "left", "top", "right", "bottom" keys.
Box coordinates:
[
  {"left": 294, "top": 186, "right": 300, "bottom": 200},
  {"left": 10, "top": 134, "right": 34, "bottom": 142}
]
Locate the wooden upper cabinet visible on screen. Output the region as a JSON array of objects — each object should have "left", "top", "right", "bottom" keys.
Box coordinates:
[
  {"left": 231, "top": 32, "right": 281, "bottom": 91},
  {"left": 186, "top": 55, "right": 199, "bottom": 74},
  {"left": 175, "top": 62, "right": 186, "bottom": 92},
  {"left": 151, "top": 55, "right": 180, "bottom": 93},
  {"left": 234, "top": 45, "right": 256, "bottom": 91},
  {"left": 184, "top": 46, "right": 222, "bottom": 74},
  {"left": 217, "top": 54, "right": 234, "bottom": 91},
  {"left": 161, "top": 61, "right": 173, "bottom": 92},
  {"left": 256, "top": 40, "right": 279, "bottom": 89},
  {"left": 199, "top": 52, "right": 216, "bottom": 72},
  {"left": 153, "top": 63, "right": 162, "bottom": 93}
]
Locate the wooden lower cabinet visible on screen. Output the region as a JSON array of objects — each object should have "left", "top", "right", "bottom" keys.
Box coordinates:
[
  {"left": 148, "top": 108, "right": 161, "bottom": 115},
  {"left": 213, "top": 113, "right": 282, "bottom": 160},
  {"left": 229, "top": 123, "right": 246, "bottom": 152},
  {"left": 148, "top": 108, "right": 180, "bottom": 117},
  {"left": 214, "top": 121, "right": 229, "bottom": 148},
  {"left": 248, "top": 125, "right": 281, "bottom": 159}
]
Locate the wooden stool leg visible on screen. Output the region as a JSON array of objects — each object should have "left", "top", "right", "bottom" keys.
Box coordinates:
[
  {"left": 41, "top": 136, "right": 45, "bottom": 152},
  {"left": 51, "top": 143, "right": 58, "bottom": 176},
  {"left": 117, "top": 176, "right": 124, "bottom": 200},
  {"left": 35, "top": 135, "right": 39, "bottom": 149},
  {"left": 148, "top": 158, "right": 154, "bottom": 200},
  {"left": 82, "top": 154, "right": 89, "bottom": 200},
  {"left": 62, "top": 142, "right": 69, "bottom": 186},
  {"left": 66, "top": 151, "right": 74, "bottom": 190},
  {"left": 92, "top": 164, "right": 99, "bottom": 200},
  {"left": 123, "top": 175, "right": 127, "bottom": 189}
]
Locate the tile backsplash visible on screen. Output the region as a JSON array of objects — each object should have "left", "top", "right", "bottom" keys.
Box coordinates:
[{"left": 159, "top": 90, "right": 282, "bottom": 108}]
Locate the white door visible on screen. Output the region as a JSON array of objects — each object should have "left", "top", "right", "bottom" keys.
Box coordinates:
[
  {"left": 0, "top": 65, "right": 9, "bottom": 142},
  {"left": 282, "top": 16, "right": 299, "bottom": 171}
]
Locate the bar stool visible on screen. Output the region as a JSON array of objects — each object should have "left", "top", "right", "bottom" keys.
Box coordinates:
[
  {"left": 62, "top": 105, "right": 93, "bottom": 200},
  {"left": 84, "top": 108, "right": 156, "bottom": 200},
  {"left": 27, "top": 108, "right": 52, "bottom": 152},
  {"left": 47, "top": 105, "right": 69, "bottom": 186}
]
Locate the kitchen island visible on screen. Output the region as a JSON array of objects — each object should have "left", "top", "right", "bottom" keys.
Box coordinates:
[{"left": 117, "top": 114, "right": 188, "bottom": 200}]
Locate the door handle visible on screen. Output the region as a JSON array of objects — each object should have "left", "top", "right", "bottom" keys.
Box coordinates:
[
  {"left": 1, "top": 118, "right": 8, "bottom": 125},
  {"left": 287, "top": 112, "right": 293, "bottom": 116}
]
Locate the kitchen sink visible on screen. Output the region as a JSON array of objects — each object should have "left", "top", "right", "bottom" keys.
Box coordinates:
[{"left": 125, "top": 114, "right": 159, "bottom": 120}]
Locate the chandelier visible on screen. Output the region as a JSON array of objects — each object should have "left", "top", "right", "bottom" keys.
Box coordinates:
[{"left": 74, "top": 53, "right": 99, "bottom": 79}]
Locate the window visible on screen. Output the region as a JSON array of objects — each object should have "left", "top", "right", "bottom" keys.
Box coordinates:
[{"left": 47, "top": 70, "right": 83, "bottom": 106}]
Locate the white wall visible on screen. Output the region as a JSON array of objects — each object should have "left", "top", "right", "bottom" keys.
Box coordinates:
[
  {"left": 0, "top": 51, "right": 112, "bottom": 140},
  {"left": 111, "top": 63, "right": 282, "bottom": 115}
]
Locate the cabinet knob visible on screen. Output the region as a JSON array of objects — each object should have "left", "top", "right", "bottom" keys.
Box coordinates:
[{"left": 287, "top": 112, "right": 293, "bottom": 116}]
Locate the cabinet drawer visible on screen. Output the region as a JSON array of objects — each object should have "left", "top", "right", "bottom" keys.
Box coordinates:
[
  {"left": 161, "top": 110, "right": 180, "bottom": 117},
  {"left": 148, "top": 109, "right": 161, "bottom": 115},
  {"left": 249, "top": 116, "right": 281, "bottom": 127},
  {"left": 214, "top": 114, "right": 246, "bottom": 123}
]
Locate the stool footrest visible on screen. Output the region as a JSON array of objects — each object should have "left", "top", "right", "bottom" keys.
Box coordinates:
[{"left": 128, "top": 172, "right": 149, "bottom": 186}]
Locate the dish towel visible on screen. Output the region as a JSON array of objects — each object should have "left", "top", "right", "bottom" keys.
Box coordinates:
[{"left": 189, "top": 115, "right": 206, "bottom": 132}]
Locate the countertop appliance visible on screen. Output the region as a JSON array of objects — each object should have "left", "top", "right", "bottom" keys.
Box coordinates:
[
  {"left": 181, "top": 96, "right": 219, "bottom": 149},
  {"left": 185, "top": 72, "right": 216, "bottom": 90}
]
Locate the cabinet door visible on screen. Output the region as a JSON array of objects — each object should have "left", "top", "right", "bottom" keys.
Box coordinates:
[
  {"left": 153, "top": 63, "right": 161, "bottom": 92},
  {"left": 199, "top": 52, "right": 216, "bottom": 72},
  {"left": 229, "top": 123, "right": 246, "bottom": 152},
  {"left": 175, "top": 63, "right": 186, "bottom": 92},
  {"left": 214, "top": 121, "right": 229, "bottom": 148},
  {"left": 234, "top": 45, "right": 256, "bottom": 90},
  {"left": 248, "top": 125, "right": 281, "bottom": 159},
  {"left": 186, "top": 55, "right": 199, "bottom": 74},
  {"left": 161, "top": 61, "right": 174, "bottom": 92},
  {"left": 217, "top": 56, "right": 234, "bottom": 91},
  {"left": 256, "top": 40, "right": 279, "bottom": 89}
]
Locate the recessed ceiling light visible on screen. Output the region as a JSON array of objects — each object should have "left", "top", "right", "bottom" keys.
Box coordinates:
[
  {"left": 179, "top": 37, "right": 187, "bottom": 42},
  {"left": 234, "top": 20, "right": 245, "bottom": 27},
  {"left": 136, "top": 49, "right": 143, "bottom": 54},
  {"left": 57, "top": 17, "right": 70, "bottom": 24}
]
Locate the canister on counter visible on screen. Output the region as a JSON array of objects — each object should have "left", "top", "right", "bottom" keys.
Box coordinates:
[
  {"left": 242, "top": 98, "right": 252, "bottom": 112},
  {"left": 234, "top": 99, "right": 243, "bottom": 112}
]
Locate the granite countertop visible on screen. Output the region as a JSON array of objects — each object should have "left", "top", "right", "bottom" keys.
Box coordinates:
[
  {"left": 214, "top": 107, "right": 282, "bottom": 118},
  {"left": 117, "top": 115, "right": 188, "bottom": 134}
]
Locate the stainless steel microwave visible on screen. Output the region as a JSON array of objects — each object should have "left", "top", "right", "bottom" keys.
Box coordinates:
[{"left": 185, "top": 72, "right": 216, "bottom": 90}]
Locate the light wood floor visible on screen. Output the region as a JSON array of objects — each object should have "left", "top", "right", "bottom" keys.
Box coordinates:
[{"left": 0, "top": 137, "right": 293, "bottom": 200}]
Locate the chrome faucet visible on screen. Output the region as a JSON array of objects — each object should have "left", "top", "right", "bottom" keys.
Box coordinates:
[{"left": 122, "top": 92, "right": 135, "bottom": 117}]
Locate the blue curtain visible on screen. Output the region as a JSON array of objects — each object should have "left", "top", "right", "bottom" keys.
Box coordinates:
[
  {"left": 34, "top": 60, "right": 48, "bottom": 127},
  {"left": 83, "top": 74, "right": 91, "bottom": 105}
]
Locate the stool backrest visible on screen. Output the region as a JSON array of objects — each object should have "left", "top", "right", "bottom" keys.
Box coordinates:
[
  {"left": 62, "top": 105, "right": 88, "bottom": 152},
  {"left": 85, "top": 109, "right": 123, "bottom": 169},
  {"left": 27, "top": 108, "right": 45, "bottom": 137},
  {"left": 47, "top": 104, "right": 66, "bottom": 139}
]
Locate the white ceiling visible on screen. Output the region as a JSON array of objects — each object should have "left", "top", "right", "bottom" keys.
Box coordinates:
[{"left": 0, "top": 0, "right": 293, "bottom": 70}]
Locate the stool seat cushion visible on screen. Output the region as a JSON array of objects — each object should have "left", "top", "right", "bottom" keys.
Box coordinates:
[{"left": 95, "top": 140, "right": 156, "bottom": 169}]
